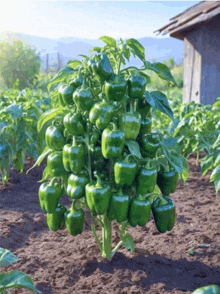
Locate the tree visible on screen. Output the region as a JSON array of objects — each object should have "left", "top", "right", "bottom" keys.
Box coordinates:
[{"left": 0, "top": 40, "right": 41, "bottom": 89}]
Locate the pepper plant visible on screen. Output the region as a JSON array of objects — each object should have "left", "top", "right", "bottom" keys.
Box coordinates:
[{"left": 34, "top": 36, "right": 188, "bottom": 261}]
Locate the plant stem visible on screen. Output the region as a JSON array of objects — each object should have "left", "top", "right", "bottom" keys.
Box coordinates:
[
  {"left": 91, "top": 222, "right": 102, "bottom": 250},
  {"left": 101, "top": 214, "right": 112, "bottom": 260}
]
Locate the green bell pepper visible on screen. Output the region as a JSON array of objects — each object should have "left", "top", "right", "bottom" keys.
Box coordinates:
[
  {"left": 104, "top": 74, "right": 127, "bottom": 101},
  {"left": 90, "top": 53, "right": 114, "bottom": 82},
  {"left": 137, "top": 165, "right": 157, "bottom": 195},
  {"left": 107, "top": 188, "right": 129, "bottom": 223},
  {"left": 38, "top": 178, "right": 63, "bottom": 213},
  {"left": 128, "top": 72, "right": 147, "bottom": 99},
  {"left": 191, "top": 285, "right": 220, "bottom": 294},
  {"left": 89, "top": 100, "right": 114, "bottom": 130},
  {"left": 101, "top": 122, "right": 125, "bottom": 159},
  {"left": 67, "top": 172, "right": 89, "bottom": 199},
  {"left": 45, "top": 121, "right": 65, "bottom": 151},
  {"left": 114, "top": 154, "right": 137, "bottom": 187},
  {"left": 118, "top": 103, "right": 141, "bottom": 140},
  {"left": 63, "top": 136, "right": 85, "bottom": 174},
  {"left": 58, "top": 84, "right": 75, "bottom": 106},
  {"left": 151, "top": 196, "right": 176, "bottom": 233},
  {"left": 136, "top": 98, "right": 151, "bottom": 119},
  {"left": 128, "top": 195, "right": 151, "bottom": 227},
  {"left": 69, "top": 75, "right": 83, "bottom": 88},
  {"left": 157, "top": 169, "right": 179, "bottom": 196},
  {"left": 46, "top": 204, "right": 67, "bottom": 232},
  {"left": 63, "top": 112, "right": 84, "bottom": 136},
  {"left": 139, "top": 118, "right": 152, "bottom": 136},
  {"left": 85, "top": 173, "right": 111, "bottom": 215},
  {"left": 140, "top": 133, "right": 160, "bottom": 158},
  {"left": 65, "top": 201, "right": 84, "bottom": 236},
  {"left": 73, "top": 85, "right": 94, "bottom": 111},
  {"left": 47, "top": 151, "right": 66, "bottom": 177}
]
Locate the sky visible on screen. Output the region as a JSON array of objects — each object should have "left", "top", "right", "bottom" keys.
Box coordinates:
[{"left": 1, "top": 1, "right": 200, "bottom": 40}]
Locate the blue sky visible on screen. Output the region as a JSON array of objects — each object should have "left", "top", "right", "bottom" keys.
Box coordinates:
[{"left": 1, "top": 1, "right": 200, "bottom": 39}]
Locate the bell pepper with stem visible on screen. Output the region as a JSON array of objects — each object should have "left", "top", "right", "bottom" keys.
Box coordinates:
[
  {"left": 137, "top": 161, "right": 157, "bottom": 195},
  {"left": 107, "top": 188, "right": 129, "bottom": 223},
  {"left": 46, "top": 204, "right": 67, "bottom": 232},
  {"left": 114, "top": 154, "right": 138, "bottom": 186},
  {"left": 128, "top": 195, "right": 151, "bottom": 227},
  {"left": 151, "top": 196, "right": 176, "bottom": 233},
  {"left": 45, "top": 121, "right": 65, "bottom": 151},
  {"left": 104, "top": 74, "right": 127, "bottom": 102},
  {"left": 85, "top": 172, "right": 111, "bottom": 215},
  {"left": 63, "top": 136, "right": 85, "bottom": 174},
  {"left": 63, "top": 112, "right": 84, "bottom": 136},
  {"left": 47, "top": 151, "right": 67, "bottom": 177},
  {"left": 118, "top": 103, "right": 141, "bottom": 140},
  {"left": 90, "top": 53, "right": 114, "bottom": 83},
  {"left": 69, "top": 75, "right": 84, "bottom": 89},
  {"left": 89, "top": 100, "right": 114, "bottom": 130},
  {"left": 157, "top": 169, "right": 179, "bottom": 196},
  {"left": 140, "top": 133, "right": 160, "bottom": 159},
  {"left": 58, "top": 84, "right": 75, "bottom": 106},
  {"left": 101, "top": 122, "right": 125, "bottom": 159},
  {"left": 38, "top": 178, "right": 63, "bottom": 213},
  {"left": 73, "top": 82, "right": 94, "bottom": 111},
  {"left": 65, "top": 200, "right": 85, "bottom": 236},
  {"left": 128, "top": 72, "right": 147, "bottom": 99},
  {"left": 136, "top": 98, "right": 152, "bottom": 119},
  {"left": 66, "top": 172, "right": 89, "bottom": 199},
  {"left": 139, "top": 117, "right": 152, "bottom": 136}
]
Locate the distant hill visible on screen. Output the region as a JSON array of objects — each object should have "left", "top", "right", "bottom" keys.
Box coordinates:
[{"left": 0, "top": 31, "right": 184, "bottom": 69}]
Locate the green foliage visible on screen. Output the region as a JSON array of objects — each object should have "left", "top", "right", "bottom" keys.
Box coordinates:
[{"left": 0, "top": 40, "right": 41, "bottom": 89}]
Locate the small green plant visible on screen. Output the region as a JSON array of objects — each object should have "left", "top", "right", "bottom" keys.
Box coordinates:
[{"left": 0, "top": 248, "right": 41, "bottom": 293}]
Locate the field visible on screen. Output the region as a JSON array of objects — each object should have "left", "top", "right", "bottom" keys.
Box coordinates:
[{"left": 1, "top": 153, "right": 220, "bottom": 294}]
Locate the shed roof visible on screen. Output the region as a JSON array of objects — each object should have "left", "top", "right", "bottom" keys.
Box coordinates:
[{"left": 155, "top": 1, "right": 220, "bottom": 40}]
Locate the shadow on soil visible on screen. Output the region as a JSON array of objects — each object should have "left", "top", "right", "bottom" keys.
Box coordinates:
[{"left": 82, "top": 252, "right": 220, "bottom": 292}]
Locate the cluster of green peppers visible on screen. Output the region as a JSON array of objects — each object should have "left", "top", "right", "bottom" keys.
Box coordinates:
[{"left": 38, "top": 52, "right": 179, "bottom": 239}]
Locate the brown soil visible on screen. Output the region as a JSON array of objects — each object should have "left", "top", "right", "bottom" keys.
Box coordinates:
[{"left": 1, "top": 155, "right": 220, "bottom": 294}]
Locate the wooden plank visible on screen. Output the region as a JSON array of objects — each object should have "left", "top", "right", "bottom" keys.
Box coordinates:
[{"left": 183, "top": 37, "right": 194, "bottom": 103}]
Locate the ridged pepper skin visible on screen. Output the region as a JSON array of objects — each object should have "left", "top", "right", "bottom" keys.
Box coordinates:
[
  {"left": 65, "top": 201, "right": 84, "bottom": 236},
  {"left": 137, "top": 166, "right": 157, "bottom": 195},
  {"left": 114, "top": 155, "right": 137, "bottom": 186},
  {"left": 90, "top": 53, "right": 114, "bottom": 82},
  {"left": 139, "top": 118, "right": 152, "bottom": 136},
  {"left": 47, "top": 151, "right": 66, "bottom": 177},
  {"left": 38, "top": 178, "right": 63, "bottom": 213},
  {"left": 46, "top": 204, "right": 67, "bottom": 232},
  {"left": 67, "top": 173, "right": 89, "bottom": 199},
  {"left": 63, "top": 112, "right": 84, "bottom": 136},
  {"left": 62, "top": 136, "right": 85, "bottom": 174},
  {"left": 101, "top": 123, "right": 125, "bottom": 159},
  {"left": 152, "top": 196, "right": 176, "bottom": 233},
  {"left": 85, "top": 174, "right": 111, "bottom": 215},
  {"left": 128, "top": 196, "right": 151, "bottom": 227},
  {"left": 104, "top": 75, "right": 127, "bottom": 102},
  {"left": 58, "top": 83, "right": 68, "bottom": 107},
  {"left": 73, "top": 86, "right": 94, "bottom": 111},
  {"left": 136, "top": 99, "right": 151, "bottom": 119},
  {"left": 89, "top": 100, "right": 114, "bottom": 130},
  {"left": 107, "top": 189, "right": 129, "bottom": 223},
  {"left": 191, "top": 285, "right": 220, "bottom": 294},
  {"left": 157, "top": 169, "right": 179, "bottom": 196},
  {"left": 118, "top": 104, "right": 141, "bottom": 140},
  {"left": 128, "top": 73, "right": 147, "bottom": 99},
  {"left": 140, "top": 133, "right": 160, "bottom": 158},
  {"left": 45, "top": 122, "right": 65, "bottom": 151}
]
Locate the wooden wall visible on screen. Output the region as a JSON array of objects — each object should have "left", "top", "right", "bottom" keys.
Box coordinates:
[{"left": 183, "top": 15, "right": 220, "bottom": 104}]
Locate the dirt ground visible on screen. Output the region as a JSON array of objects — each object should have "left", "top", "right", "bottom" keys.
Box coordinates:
[{"left": 1, "top": 154, "right": 220, "bottom": 294}]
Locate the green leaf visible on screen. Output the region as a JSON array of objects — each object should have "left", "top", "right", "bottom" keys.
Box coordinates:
[
  {"left": 26, "top": 146, "right": 52, "bottom": 174},
  {"left": 0, "top": 248, "right": 18, "bottom": 267},
  {"left": 162, "top": 148, "right": 183, "bottom": 173},
  {"left": 123, "top": 233, "right": 135, "bottom": 253},
  {"left": 144, "top": 61, "right": 177, "bottom": 85},
  {"left": 126, "top": 38, "right": 145, "bottom": 62},
  {"left": 0, "top": 271, "right": 41, "bottom": 293},
  {"left": 37, "top": 108, "right": 66, "bottom": 132},
  {"left": 125, "top": 140, "right": 142, "bottom": 159},
  {"left": 88, "top": 47, "right": 102, "bottom": 53},
  {"left": 181, "top": 156, "right": 189, "bottom": 183},
  {"left": 201, "top": 155, "right": 214, "bottom": 175},
  {"left": 0, "top": 104, "right": 23, "bottom": 120},
  {"left": 145, "top": 91, "right": 173, "bottom": 120},
  {"left": 214, "top": 175, "right": 220, "bottom": 194},
  {"left": 67, "top": 59, "right": 82, "bottom": 69},
  {"left": 47, "top": 66, "right": 77, "bottom": 91},
  {"left": 100, "top": 36, "right": 116, "bottom": 48},
  {"left": 210, "top": 165, "right": 220, "bottom": 182},
  {"left": 139, "top": 71, "right": 151, "bottom": 84},
  {"left": 38, "top": 166, "right": 50, "bottom": 183},
  {"left": 212, "top": 133, "right": 220, "bottom": 149}
]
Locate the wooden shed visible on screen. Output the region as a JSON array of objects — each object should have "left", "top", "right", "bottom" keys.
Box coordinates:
[{"left": 155, "top": 1, "right": 220, "bottom": 104}]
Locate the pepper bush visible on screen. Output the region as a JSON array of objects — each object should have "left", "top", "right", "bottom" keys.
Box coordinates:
[{"left": 33, "top": 36, "right": 188, "bottom": 261}]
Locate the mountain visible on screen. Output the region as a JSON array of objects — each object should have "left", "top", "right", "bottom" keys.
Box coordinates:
[{"left": 0, "top": 31, "right": 184, "bottom": 69}]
